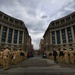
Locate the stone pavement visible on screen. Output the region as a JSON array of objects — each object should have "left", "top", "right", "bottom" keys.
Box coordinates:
[{"left": 0, "top": 56, "right": 75, "bottom": 75}]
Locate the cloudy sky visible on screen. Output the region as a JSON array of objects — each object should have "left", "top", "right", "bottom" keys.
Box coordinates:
[{"left": 0, "top": 0, "right": 75, "bottom": 49}]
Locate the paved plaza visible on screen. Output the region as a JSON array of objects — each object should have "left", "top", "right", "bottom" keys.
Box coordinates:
[{"left": 0, "top": 55, "right": 75, "bottom": 75}]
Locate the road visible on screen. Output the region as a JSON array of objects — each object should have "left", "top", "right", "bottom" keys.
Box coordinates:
[
  {"left": 0, "top": 55, "right": 75, "bottom": 75},
  {"left": 11, "top": 55, "right": 56, "bottom": 68},
  {"left": 11, "top": 55, "right": 75, "bottom": 68}
]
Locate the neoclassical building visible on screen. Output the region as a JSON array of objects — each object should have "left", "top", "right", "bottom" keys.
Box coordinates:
[
  {"left": 0, "top": 11, "right": 32, "bottom": 51},
  {"left": 43, "top": 11, "right": 75, "bottom": 50},
  {"left": 39, "top": 39, "right": 44, "bottom": 53}
]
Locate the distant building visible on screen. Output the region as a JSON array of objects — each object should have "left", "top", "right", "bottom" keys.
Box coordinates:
[
  {"left": 39, "top": 39, "right": 44, "bottom": 53},
  {"left": 43, "top": 11, "right": 75, "bottom": 51},
  {"left": 0, "top": 11, "right": 32, "bottom": 51}
]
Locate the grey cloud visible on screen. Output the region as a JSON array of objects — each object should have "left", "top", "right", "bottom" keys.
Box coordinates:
[
  {"left": 49, "top": 0, "right": 75, "bottom": 21},
  {"left": 0, "top": 0, "right": 16, "bottom": 7},
  {"left": 0, "top": 0, "right": 75, "bottom": 49},
  {"left": 27, "top": 9, "right": 36, "bottom": 17},
  {"left": 41, "top": 15, "right": 48, "bottom": 19},
  {"left": 26, "top": 23, "right": 45, "bottom": 34}
]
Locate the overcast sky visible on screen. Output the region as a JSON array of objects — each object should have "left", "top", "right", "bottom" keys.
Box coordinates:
[{"left": 0, "top": 0, "right": 75, "bottom": 49}]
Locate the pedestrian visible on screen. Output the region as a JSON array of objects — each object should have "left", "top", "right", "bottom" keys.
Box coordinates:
[
  {"left": 53, "top": 49, "right": 58, "bottom": 63},
  {"left": 2, "top": 46, "right": 10, "bottom": 70}
]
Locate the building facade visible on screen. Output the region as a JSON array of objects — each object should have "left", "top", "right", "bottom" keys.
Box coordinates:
[
  {"left": 43, "top": 11, "right": 75, "bottom": 51},
  {"left": 39, "top": 39, "right": 44, "bottom": 53},
  {"left": 0, "top": 11, "right": 31, "bottom": 51}
]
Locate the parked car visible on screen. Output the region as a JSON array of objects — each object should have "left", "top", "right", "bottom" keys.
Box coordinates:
[
  {"left": 42, "top": 53, "right": 46, "bottom": 58},
  {"left": 27, "top": 52, "right": 34, "bottom": 58}
]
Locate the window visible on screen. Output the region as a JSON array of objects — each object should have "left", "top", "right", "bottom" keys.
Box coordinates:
[
  {"left": 4, "top": 16, "right": 8, "bottom": 21},
  {"left": 19, "top": 31, "right": 23, "bottom": 44},
  {"left": 1, "top": 26, "right": 7, "bottom": 42},
  {"left": 15, "top": 20, "right": 19, "bottom": 24},
  {"left": 10, "top": 18, "right": 14, "bottom": 23},
  {"left": 67, "top": 27, "right": 73, "bottom": 43},
  {"left": 0, "top": 14, "right": 2, "bottom": 18},
  {"left": 61, "top": 19, "right": 65, "bottom": 24},
  {"left": 56, "top": 30, "right": 60, "bottom": 44},
  {"left": 14, "top": 30, "right": 18, "bottom": 44},
  {"left": 51, "top": 31, "right": 55, "bottom": 44},
  {"left": 72, "top": 14, "right": 75, "bottom": 20},
  {"left": 66, "top": 17, "right": 70, "bottom": 21},
  {"left": 56, "top": 21, "right": 59, "bottom": 25},
  {"left": 20, "top": 21, "right": 23, "bottom": 26},
  {"left": 73, "top": 25, "right": 75, "bottom": 36},
  {"left": 61, "top": 29, "right": 66, "bottom": 43},
  {"left": 8, "top": 28, "right": 13, "bottom": 43}
]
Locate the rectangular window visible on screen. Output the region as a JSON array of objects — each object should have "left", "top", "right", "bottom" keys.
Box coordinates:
[
  {"left": 56, "top": 30, "right": 60, "bottom": 44},
  {"left": 15, "top": 20, "right": 19, "bottom": 24},
  {"left": 67, "top": 27, "right": 73, "bottom": 43},
  {"left": 19, "top": 31, "right": 23, "bottom": 44},
  {"left": 51, "top": 31, "right": 55, "bottom": 44},
  {"left": 61, "top": 29, "right": 66, "bottom": 43},
  {"left": 73, "top": 25, "right": 75, "bottom": 37},
  {"left": 72, "top": 14, "right": 75, "bottom": 20},
  {"left": 8, "top": 28, "right": 13, "bottom": 43},
  {"left": 14, "top": 30, "right": 18, "bottom": 44},
  {"left": 10, "top": 18, "right": 14, "bottom": 23},
  {"left": 0, "top": 14, "right": 2, "bottom": 18},
  {"left": 4, "top": 16, "right": 8, "bottom": 21},
  {"left": 1, "top": 26, "right": 7, "bottom": 42}
]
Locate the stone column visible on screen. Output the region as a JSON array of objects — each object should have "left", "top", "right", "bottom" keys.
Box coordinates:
[
  {"left": 70, "top": 15, "right": 72, "bottom": 20},
  {"left": 50, "top": 31, "right": 52, "bottom": 44},
  {"left": 60, "top": 30, "right": 63, "bottom": 49},
  {"left": 55, "top": 31, "right": 57, "bottom": 49},
  {"left": 65, "top": 28, "right": 68, "bottom": 49},
  {"left": 22, "top": 31, "right": 24, "bottom": 44},
  {"left": 71, "top": 26, "right": 75, "bottom": 43},
  {"left": 22, "top": 32, "right": 24, "bottom": 50},
  {"left": 55, "top": 31, "right": 57, "bottom": 44},
  {"left": 50, "top": 31, "right": 52, "bottom": 50},
  {"left": 17, "top": 31, "right": 19, "bottom": 44},
  {"left": 11, "top": 30, "right": 14, "bottom": 50},
  {"left": 65, "top": 28, "right": 68, "bottom": 44},
  {"left": 60, "top": 30, "right": 62, "bottom": 44},
  {"left": 0, "top": 25, "right": 3, "bottom": 42},
  {"left": 6, "top": 28, "right": 9, "bottom": 43},
  {"left": 12, "top": 30, "right": 14, "bottom": 44}
]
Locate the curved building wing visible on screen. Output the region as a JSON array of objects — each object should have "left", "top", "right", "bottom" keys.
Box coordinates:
[{"left": 43, "top": 11, "right": 75, "bottom": 50}]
